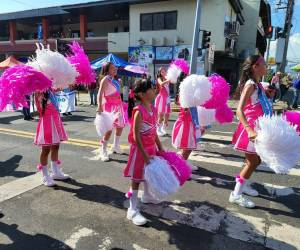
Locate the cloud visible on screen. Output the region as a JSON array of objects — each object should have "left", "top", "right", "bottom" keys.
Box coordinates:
[{"left": 269, "top": 33, "right": 300, "bottom": 63}]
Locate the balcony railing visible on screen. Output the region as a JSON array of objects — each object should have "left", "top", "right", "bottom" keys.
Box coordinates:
[
  {"left": 224, "top": 21, "right": 240, "bottom": 38},
  {"left": 0, "top": 37, "right": 108, "bottom": 53}
]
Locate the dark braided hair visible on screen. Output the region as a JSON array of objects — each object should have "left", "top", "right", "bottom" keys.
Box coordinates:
[
  {"left": 175, "top": 71, "right": 187, "bottom": 105},
  {"left": 41, "top": 91, "right": 50, "bottom": 115},
  {"left": 234, "top": 55, "right": 261, "bottom": 98}
]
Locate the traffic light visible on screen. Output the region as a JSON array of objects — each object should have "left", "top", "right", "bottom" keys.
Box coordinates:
[
  {"left": 266, "top": 26, "right": 273, "bottom": 39},
  {"left": 201, "top": 30, "right": 211, "bottom": 49},
  {"left": 275, "top": 27, "right": 283, "bottom": 39}
]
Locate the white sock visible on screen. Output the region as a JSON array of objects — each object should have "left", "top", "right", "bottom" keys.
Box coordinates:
[
  {"left": 102, "top": 140, "right": 108, "bottom": 152},
  {"left": 143, "top": 182, "right": 150, "bottom": 197},
  {"left": 113, "top": 135, "right": 120, "bottom": 148},
  {"left": 233, "top": 176, "right": 246, "bottom": 196},
  {"left": 129, "top": 190, "right": 138, "bottom": 211}
]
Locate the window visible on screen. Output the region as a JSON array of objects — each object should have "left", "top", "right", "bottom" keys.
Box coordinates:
[{"left": 140, "top": 11, "right": 177, "bottom": 31}]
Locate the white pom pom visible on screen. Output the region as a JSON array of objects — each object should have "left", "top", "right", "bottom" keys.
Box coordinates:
[
  {"left": 197, "top": 107, "right": 216, "bottom": 126},
  {"left": 179, "top": 74, "right": 212, "bottom": 108},
  {"left": 255, "top": 115, "right": 300, "bottom": 174},
  {"left": 144, "top": 156, "right": 180, "bottom": 200},
  {"left": 94, "top": 112, "right": 117, "bottom": 137},
  {"left": 28, "top": 43, "right": 78, "bottom": 89},
  {"left": 166, "top": 64, "right": 181, "bottom": 84}
]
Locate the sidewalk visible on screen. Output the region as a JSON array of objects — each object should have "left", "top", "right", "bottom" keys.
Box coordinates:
[{"left": 76, "top": 91, "right": 294, "bottom": 112}]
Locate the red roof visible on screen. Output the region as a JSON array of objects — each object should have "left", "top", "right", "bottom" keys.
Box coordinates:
[{"left": 0, "top": 56, "right": 23, "bottom": 69}]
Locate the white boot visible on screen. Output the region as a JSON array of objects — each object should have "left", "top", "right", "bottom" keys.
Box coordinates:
[
  {"left": 156, "top": 124, "right": 164, "bottom": 137},
  {"left": 110, "top": 135, "right": 122, "bottom": 154},
  {"left": 38, "top": 165, "right": 55, "bottom": 187},
  {"left": 50, "top": 161, "right": 70, "bottom": 180},
  {"left": 161, "top": 123, "right": 167, "bottom": 135},
  {"left": 100, "top": 141, "right": 109, "bottom": 162}
]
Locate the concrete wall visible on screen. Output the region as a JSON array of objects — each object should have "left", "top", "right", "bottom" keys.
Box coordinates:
[
  {"left": 237, "top": 0, "right": 261, "bottom": 56},
  {"left": 129, "top": 0, "right": 234, "bottom": 51}
]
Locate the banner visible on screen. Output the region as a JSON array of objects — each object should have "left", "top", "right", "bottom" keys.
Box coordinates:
[
  {"left": 55, "top": 91, "right": 76, "bottom": 113},
  {"left": 155, "top": 46, "right": 173, "bottom": 60},
  {"left": 128, "top": 46, "right": 154, "bottom": 65},
  {"left": 173, "top": 45, "right": 192, "bottom": 61}
]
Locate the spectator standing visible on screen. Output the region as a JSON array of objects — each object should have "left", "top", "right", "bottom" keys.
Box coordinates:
[
  {"left": 88, "top": 80, "right": 98, "bottom": 106},
  {"left": 292, "top": 74, "right": 300, "bottom": 109}
]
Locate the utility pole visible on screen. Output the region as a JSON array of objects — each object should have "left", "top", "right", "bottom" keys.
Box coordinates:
[
  {"left": 279, "top": 0, "right": 294, "bottom": 72},
  {"left": 190, "top": 0, "right": 201, "bottom": 74}
]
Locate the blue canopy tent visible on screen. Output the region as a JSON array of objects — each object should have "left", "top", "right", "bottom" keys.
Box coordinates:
[{"left": 91, "top": 53, "right": 141, "bottom": 76}]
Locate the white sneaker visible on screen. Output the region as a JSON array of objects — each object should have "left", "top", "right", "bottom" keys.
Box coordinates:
[
  {"left": 229, "top": 192, "right": 255, "bottom": 208},
  {"left": 161, "top": 125, "right": 167, "bottom": 135},
  {"left": 41, "top": 166, "right": 55, "bottom": 186},
  {"left": 141, "top": 194, "right": 161, "bottom": 204},
  {"left": 100, "top": 148, "right": 109, "bottom": 162},
  {"left": 156, "top": 127, "right": 164, "bottom": 137},
  {"left": 243, "top": 184, "right": 259, "bottom": 197},
  {"left": 127, "top": 209, "right": 147, "bottom": 226},
  {"left": 109, "top": 145, "right": 123, "bottom": 154},
  {"left": 189, "top": 164, "right": 198, "bottom": 172},
  {"left": 51, "top": 163, "right": 70, "bottom": 180}
]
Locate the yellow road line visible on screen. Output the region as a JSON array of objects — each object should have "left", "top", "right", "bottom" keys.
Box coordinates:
[{"left": 0, "top": 127, "right": 130, "bottom": 150}]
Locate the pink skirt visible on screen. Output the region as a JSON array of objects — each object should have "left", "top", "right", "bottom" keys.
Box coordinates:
[
  {"left": 232, "top": 103, "right": 264, "bottom": 154},
  {"left": 103, "top": 101, "right": 126, "bottom": 128},
  {"left": 172, "top": 109, "right": 197, "bottom": 150},
  {"left": 155, "top": 93, "right": 171, "bottom": 115},
  {"left": 34, "top": 110, "right": 68, "bottom": 146},
  {"left": 124, "top": 144, "right": 157, "bottom": 182}
]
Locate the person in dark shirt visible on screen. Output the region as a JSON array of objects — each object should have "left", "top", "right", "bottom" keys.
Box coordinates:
[{"left": 292, "top": 76, "right": 300, "bottom": 109}]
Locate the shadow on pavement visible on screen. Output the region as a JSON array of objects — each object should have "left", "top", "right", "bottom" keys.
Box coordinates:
[
  {"left": 0, "top": 155, "right": 34, "bottom": 178},
  {"left": 0, "top": 222, "right": 71, "bottom": 250}
]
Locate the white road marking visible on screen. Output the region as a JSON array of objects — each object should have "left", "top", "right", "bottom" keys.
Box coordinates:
[
  {"left": 133, "top": 243, "right": 149, "bottom": 250},
  {"left": 189, "top": 154, "right": 300, "bottom": 176},
  {"left": 64, "top": 227, "right": 97, "bottom": 249},
  {"left": 0, "top": 173, "right": 41, "bottom": 203},
  {"left": 98, "top": 236, "right": 112, "bottom": 250}
]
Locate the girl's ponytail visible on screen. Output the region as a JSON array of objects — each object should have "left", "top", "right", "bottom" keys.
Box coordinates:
[
  {"left": 128, "top": 89, "right": 135, "bottom": 119},
  {"left": 234, "top": 55, "right": 261, "bottom": 98}
]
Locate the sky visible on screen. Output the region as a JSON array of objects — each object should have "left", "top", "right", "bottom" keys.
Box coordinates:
[{"left": 0, "top": 0, "right": 299, "bottom": 63}]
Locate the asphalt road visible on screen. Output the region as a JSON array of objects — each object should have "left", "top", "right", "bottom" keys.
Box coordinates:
[{"left": 0, "top": 106, "right": 299, "bottom": 250}]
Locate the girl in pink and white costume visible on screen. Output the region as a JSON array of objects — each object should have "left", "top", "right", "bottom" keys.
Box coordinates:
[
  {"left": 124, "top": 79, "right": 164, "bottom": 226},
  {"left": 155, "top": 67, "right": 171, "bottom": 136},
  {"left": 97, "top": 62, "right": 126, "bottom": 161},
  {"left": 35, "top": 90, "right": 70, "bottom": 186},
  {"left": 230, "top": 55, "right": 274, "bottom": 208},
  {"left": 172, "top": 72, "right": 199, "bottom": 171}
]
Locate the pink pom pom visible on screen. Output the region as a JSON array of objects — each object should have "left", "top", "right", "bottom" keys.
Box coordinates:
[
  {"left": 215, "top": 104, "right": 234, "bottom": 124},
  {"left": 0, "top": 65, "right": 52, "bottom": 111},
  {"left": 284, "top": 111, "right": 300, "bottom": 132},
  {"left": 67, "top": 41, "right": 96, "bottom": 85},
  {"left": 203, "top": 75, "right": 230, "bottom": 109},
  {"left": 171, "top": 59, "right": 189, "bottom": 74},
  {"left": 156, "top": 151, "right": 191, "bottom": 185}
]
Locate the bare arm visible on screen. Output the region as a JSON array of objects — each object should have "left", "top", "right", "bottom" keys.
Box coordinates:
[
  {"left": 157, "top": 78, "right": 170, "bottom": 87},
  {"left": 133, "top": 111, "right": 151, "bottom": 164},
  {"left": 236, "top": 84, "right": 257, "bottom": 140},
  {"left": 96, "top": 77, "right": 108, "bottom": 113}
]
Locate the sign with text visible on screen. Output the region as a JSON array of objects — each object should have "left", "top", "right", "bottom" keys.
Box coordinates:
[{"left": 55, "top": 91, "right": 76, "bottom": 113}]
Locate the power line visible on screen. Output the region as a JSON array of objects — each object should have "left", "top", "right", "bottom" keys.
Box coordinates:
[{"left": 10, "top": 0, "right": 35, "bottom": 9}]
